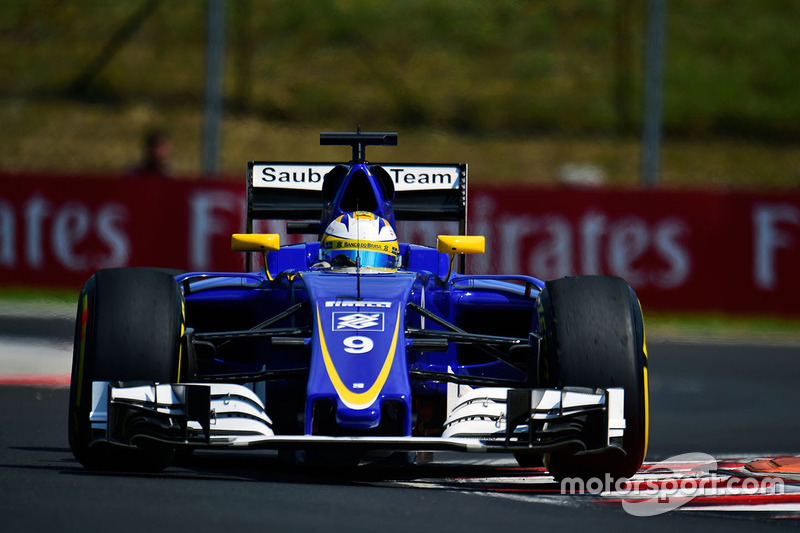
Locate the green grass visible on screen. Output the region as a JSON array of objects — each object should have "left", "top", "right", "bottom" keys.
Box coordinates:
[
  {"left": 1, "top": 1, "right": 799, "bottom": 184},
  {"left": 0, "top": 288, "right": 78, "bottom": 306},
  {"left": 644, "top": 312, "right": 800, "bottom": 344},
  {"left": 1, "top": 99, "right": 799, "bottom": 187}
]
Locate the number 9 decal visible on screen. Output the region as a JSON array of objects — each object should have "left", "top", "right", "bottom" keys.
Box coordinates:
[{"left": 343, "top": 336, "right": 374, "bottom": 354}]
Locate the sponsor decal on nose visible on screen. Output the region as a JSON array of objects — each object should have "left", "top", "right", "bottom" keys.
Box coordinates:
[{"left": 333, "top": 312, "right": 384, "bottom": 331}]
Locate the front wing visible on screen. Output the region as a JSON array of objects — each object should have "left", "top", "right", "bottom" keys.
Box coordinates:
[{"left": 86, "top": 381, "right": 625, "bottom": 456}]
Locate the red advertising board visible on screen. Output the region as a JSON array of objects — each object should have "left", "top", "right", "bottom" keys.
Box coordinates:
[
  {"left": 1, "top": 173, "right": 798, "bottom": 316},
  {"left": 0, "top": 175, "right": 247, "bottom": 287},
  {"left": 460, "top": 187, "right": 800, "bottom": 315}
]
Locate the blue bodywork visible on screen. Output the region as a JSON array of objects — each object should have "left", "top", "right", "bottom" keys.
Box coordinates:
[{"left": 178, "top": 134, "right": 545, "bottom": 439}]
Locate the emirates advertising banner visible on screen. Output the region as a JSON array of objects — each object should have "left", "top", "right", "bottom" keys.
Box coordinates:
[{"left": 1, "top": 173, "right": 799, "bottom": 315}]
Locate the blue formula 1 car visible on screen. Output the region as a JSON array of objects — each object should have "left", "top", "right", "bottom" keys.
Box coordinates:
[{"left": 68, "top": 131, "right": 649, "bottom": 479}]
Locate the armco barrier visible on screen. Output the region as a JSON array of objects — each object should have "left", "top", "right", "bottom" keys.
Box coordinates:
[{"left": 1, "top": 173, "right": 799, "bottom": 315}]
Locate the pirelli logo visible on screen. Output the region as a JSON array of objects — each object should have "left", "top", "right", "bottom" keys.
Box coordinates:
[{"left": 324, "top": 300, "right": 392, "bottom": 308}]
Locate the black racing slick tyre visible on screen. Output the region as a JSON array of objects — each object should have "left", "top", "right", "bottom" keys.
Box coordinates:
[
  {"left": 68, "top": 268, "right": 185, "bottom": 471},
  {"left": 535, "top": 276, "right": 648, "bottom": 480}
]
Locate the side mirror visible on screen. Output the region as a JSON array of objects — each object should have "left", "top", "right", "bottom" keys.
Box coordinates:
[
  {"left": 231, "top": 233, "right": 280, "bottom": 252},
  {"left": 231, "top": 234, "right": 280, "bottom": 280},
  {"left": 436, "top": 235, "right": 485, "bottom": 255},
  {"left": 436, "top": 235, "right": 485, "bottom": 282}
]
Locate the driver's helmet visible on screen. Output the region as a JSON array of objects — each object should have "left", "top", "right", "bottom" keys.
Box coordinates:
[{"left": 319, "top": 211, "right": 399, "bottom": 270}]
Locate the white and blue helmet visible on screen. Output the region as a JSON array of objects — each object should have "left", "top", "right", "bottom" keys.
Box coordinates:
[{"left": 319, "top": 211, "right": 400, "bottom": 270}]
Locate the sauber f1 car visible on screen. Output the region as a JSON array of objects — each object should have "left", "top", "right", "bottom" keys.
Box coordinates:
[{"left": 68, "top": 131, "right": 649, "bottom": 479}]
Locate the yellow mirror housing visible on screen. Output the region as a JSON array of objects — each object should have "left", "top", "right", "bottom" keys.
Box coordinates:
[
  {"left": 436, "top": 235, "right": 485, "bottom": 255},
  {"left": 231, "top": 233, "right": 280, "bottom": 252}
]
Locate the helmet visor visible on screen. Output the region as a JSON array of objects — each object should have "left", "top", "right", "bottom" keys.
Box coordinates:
[{"left": 328, "top": 249, "right": 397, "bottom": 270}]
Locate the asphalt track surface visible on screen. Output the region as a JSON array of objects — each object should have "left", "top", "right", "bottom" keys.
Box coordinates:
[{"left": 2, "top": 316, "right": 800, "bottom": 531}]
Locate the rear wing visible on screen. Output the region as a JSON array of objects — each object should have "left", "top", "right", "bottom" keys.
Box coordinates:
[{"left": 246, "top": 162, "right": 468, "bottom": 235}]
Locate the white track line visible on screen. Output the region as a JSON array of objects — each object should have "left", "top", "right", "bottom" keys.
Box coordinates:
[{"left": 0, "top": 336, "right": 72, "bottom": 375}]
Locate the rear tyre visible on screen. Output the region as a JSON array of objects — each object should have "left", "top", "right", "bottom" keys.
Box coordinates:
[
  {"left": 534, "top": 276, "right": 648, "bottom": 480},
  {"left": 68, "top": 268, "right": 185, "bottom": 471}
]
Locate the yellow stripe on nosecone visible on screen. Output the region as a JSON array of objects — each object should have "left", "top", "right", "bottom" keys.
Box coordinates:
[{"left": 316, "top": 303, "right": 400, "bottom": 410}]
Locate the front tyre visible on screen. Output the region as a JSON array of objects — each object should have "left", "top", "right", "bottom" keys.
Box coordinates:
[
  {"left": 535, "top": 276, "right": 648, "bottom": 480},
  {"left": 68, "top": 268, "right": 185, "bottom": 471}
]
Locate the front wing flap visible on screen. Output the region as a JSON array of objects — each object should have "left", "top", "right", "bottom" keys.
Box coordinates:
[{"left": 87, "top": 381, "right": 624, "bottom": 455}]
